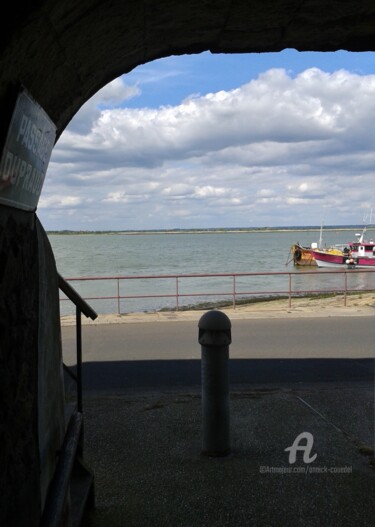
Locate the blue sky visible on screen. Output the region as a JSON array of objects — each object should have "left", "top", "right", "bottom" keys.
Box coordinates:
[
  {"left": 122, "top": 51, "right": 375, "bottom": 109},
  {"left": 38, "top": 50, "right": 375, "bottom": 230}
]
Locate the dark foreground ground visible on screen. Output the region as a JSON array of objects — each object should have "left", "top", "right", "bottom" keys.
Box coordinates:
[{"left": 79, "top": 372, "right": 375, "bottom": 526}]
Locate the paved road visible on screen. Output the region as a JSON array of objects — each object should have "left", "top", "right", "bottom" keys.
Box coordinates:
[
  {"left": 62, "top": 315, "right": 374, "bottom": 362},
  {"left": 61, "top": 316, "right": 374, "bottom": 391}
]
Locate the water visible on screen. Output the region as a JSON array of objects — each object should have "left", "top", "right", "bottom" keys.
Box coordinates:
[{"left": 48, "top": 228, "right": 375, "bottom": 315}]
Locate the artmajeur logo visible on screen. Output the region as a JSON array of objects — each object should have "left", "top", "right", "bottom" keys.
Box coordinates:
[
  {"left": 259, "top": 431, "right": 352, "bottom": 475},
  {"left": 284, "top": 432, "right": 317, "bottom": 464}
]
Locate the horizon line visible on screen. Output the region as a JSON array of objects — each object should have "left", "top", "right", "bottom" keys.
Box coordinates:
[{"left": 46, "top": 224, "right": 372, "bottom": 234}]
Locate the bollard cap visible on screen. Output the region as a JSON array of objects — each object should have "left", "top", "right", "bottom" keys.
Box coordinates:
[
  {"left": 198, "top": 310, "right": 231, "bottom": 331},
  {"left": 198, "top": 310, "right": 231, "bottom": 347}
]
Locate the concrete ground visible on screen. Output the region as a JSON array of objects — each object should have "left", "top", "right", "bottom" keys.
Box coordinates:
[
  {"left": 65, "top": 297, "right": 375, "bottom": 527},
  {"left": 80, "top": 382, "right": 374, "bottom": 527}
]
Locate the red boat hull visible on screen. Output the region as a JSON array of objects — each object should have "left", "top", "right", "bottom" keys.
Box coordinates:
[{"left": 311, "top": 250, "right": 375, "bottom": 268}]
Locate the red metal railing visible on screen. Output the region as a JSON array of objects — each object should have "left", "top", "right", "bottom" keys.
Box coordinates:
[{"left": 59, "top": 269, "right": 375, "bottom": 315}]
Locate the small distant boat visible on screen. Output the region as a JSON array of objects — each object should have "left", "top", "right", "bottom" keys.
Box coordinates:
[{"left": 311, "top": 227, "right": 375, "bottom": 268}]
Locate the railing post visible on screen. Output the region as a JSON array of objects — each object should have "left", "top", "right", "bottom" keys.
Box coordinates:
[
  {"left": 288, "top": 273, "right": 292, "bottom": 308},
  {"left": 117, "top": 278, "right": 120, "bottom": 314},
  {"left": 344, "top": 272, "right": 347, "bottom": 307},
  {"left": 76, "top": 307, "right": 84, "bottom": 457},
  {"left": 176, "top": 277, "right": 179, "bottom": 311},
  {"left": 76, "top": 307, "right": 83, "bottom": 414},
  {"left": 232, "top": 275, "right": 236, "bottom": 309}
]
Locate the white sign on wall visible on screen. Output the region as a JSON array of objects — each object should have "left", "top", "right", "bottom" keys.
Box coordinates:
[{"left": 0, "top": 88, "right": 56, "bottom": 211}]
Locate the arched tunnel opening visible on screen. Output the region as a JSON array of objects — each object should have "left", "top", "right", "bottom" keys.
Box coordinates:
[{"left": 46, "top": 50, "right": 375, "bottom": 526}]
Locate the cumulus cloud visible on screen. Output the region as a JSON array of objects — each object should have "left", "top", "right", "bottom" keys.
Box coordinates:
[
  {"left": 39, "top": 66, "right": 375, "bottom": 230},
  {"left": 66, "top": 78, "right": 140, "bottom": 135}
]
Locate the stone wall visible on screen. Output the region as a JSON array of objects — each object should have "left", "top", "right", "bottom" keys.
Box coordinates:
[
  {"left": 0, "top": 208, "right": 66, "bottom": 526},
  {"left": 0, "top": 206, "right": 41, "bottom": 526},
  {"left": 36, "top": 217, "right": 66, "bottom": 510}
]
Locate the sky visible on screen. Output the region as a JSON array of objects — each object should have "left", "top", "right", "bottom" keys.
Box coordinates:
[{"left": 38, "top": 49, "right": 375, "bottom": 231}]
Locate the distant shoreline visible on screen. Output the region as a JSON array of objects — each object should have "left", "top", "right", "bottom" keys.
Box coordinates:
[{"left": 47, "top": 226, "right": 372, "bottom": 236}]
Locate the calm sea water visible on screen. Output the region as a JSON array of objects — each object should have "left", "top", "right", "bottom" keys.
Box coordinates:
[{"left": 48, "top": 228, "right": 375, "bottom": 315}]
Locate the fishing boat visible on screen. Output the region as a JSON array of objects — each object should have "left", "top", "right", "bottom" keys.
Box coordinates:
[
  {"left": 310, "top": 227, "right": 375, "bottom": 268},
  {"left": 289, "top": 243, "right": 317, "bottom": 266},
  {"left": 287, "top": 223, "right": 326, "bottom": 266}
]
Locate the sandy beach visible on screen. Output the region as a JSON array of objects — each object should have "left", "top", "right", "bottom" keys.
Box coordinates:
[{"left": 60, "top": 291, "right": 375, "bottom": 326}]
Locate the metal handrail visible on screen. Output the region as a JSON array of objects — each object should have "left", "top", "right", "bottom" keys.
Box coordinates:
[
  {"left": 40, "top": 412, "right": 83, "bottom": 527},
  {"left": 59, "top": 269, "right": 375, "bottom": 314},
  {"left": 59, "top": 274, "right": 97, "bottom": 413},
  {"left": 58, "top": 273, "right": 97, "bottom": 320}
]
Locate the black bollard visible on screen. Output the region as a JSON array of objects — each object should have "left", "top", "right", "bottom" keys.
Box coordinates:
[{"left": 198, "top": 310, "right": 231, "bottom": 457}]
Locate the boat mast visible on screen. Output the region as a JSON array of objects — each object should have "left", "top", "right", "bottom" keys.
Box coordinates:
[
  {"left": 318, "top": 220, "right": 324, "bottom": 247},
  {"left": 358, "top": 226, "right": 366, "bottom": 243}
]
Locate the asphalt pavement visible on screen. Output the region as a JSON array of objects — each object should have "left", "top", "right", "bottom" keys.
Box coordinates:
[{"left": 62, "top": 315, "right": 375, "bottom": 365}]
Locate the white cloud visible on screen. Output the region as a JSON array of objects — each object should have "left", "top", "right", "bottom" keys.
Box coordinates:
[
  {"left": 161, "top": 183, "right": 192, "bottom": 197},
  {"left": 39, "top": 66, "right": 375, "bottom": 230},
  {"left": 66, "top": 78, "right": 140, "bottom": 135},
  {"left": 193, "top": 186, "right": 227, "bottom": 198},
  {"left": 38, "top": 195, "right": 82, "bottom": 208},
  {"left": 102, "top": 191, "right": 147, "bottom": 203}
]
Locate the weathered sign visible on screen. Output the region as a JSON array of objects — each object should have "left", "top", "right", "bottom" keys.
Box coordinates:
[{"left": 0, "top": 88, "right": 56, "bottom": 211}]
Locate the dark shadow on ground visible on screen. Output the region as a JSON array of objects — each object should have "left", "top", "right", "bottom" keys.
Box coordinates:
[{"left": 78, "top": 358, "right": 373, "bottom": 392}]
